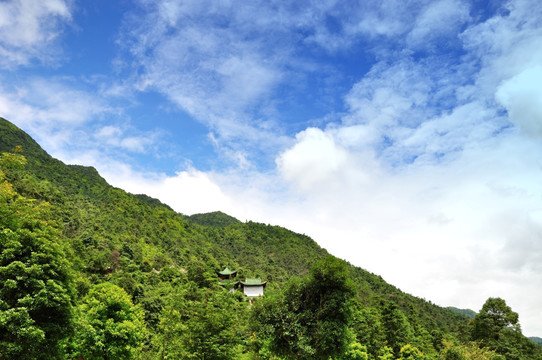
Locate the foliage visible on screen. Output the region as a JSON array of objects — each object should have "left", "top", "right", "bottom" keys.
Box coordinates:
[
  {"left": 0, "top": 153, "right": 74, "bottom": 359},
  {"left": 472, "top": 297, "right": 520, "bottom": 343},
  {"left": 343, "top": 342, "right": 369, "bottom": 360},
  {"left": 188, "top": 211, "right": 241, "bottom": 227},
  {"left": 378, "top": 346, "right": 395, "bottom": 360},
  {"left": 468, "top": 297, "right": 542, "bottom": 359},
  {"left": 72, "top": 282, "right": 146, "bottom": 359},
  {"left": 447, "top": 307, "right": 477, "bottom": 320},
  {"left": 252, "top": 257, "right": 355, "bottom": 360},
  {"left": 399, "top": 344, "right": 425, "bottom": 360},
  {"left": 350, "top": 303, "right": 387, "bottom": 359},
  {"left": 381, "top": 300, "right": 415, "bottom": 357},
  {"left": 154, "top": 282, "right": 243, "bottom": 360},
  {"left": 441, "top": 340, "right": 503, "bottom": 360}
]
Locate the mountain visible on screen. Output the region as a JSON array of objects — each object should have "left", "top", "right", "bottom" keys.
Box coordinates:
[
  {"left": 448, "top": 307, "right": 477, "bottom": 319},
  {"left": 188, "top": 211, "right": 242, "bottom": 227},
  {"left": 1, "top": 116, "right": 540, "bottom": 359},
  {"left": 0, "top": 116, "right": 461, "bottom": 318}
]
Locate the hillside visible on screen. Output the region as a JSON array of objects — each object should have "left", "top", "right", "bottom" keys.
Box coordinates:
[
  {"left": 188, "top": 211, "right": 242, "bottom": 227},
  {"left": 1, "top": 116, "right": 540, "bottom": 360},
  {"left": 448, "top": 307, "right": 477, "bottom": 319}
]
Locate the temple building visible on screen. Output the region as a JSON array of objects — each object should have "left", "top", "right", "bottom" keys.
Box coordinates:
[
  {"left": 217, "top": 267, "right": 267, "bottom": 297},
  {"left": 217, "top": 267, "right": 238, "bottom": 288},
  {"left": 217, "top": 267, "right": 237, "bottom": 281},
  {"left": 239, "top": 278, "right": 267, "bottom": 297}
]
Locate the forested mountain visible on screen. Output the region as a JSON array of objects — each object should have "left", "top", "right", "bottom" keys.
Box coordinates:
[
  {"left": 447, "top": 307, "right": 477, "bottom": 319},
  {"left": 1, "top": 116, "right": 541, "bottom": 359}
]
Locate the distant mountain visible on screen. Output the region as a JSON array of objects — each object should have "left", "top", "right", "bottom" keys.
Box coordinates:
[
  {"left": 531, "top": 337, "right": 542, "bottom": 345},
  {"left": 188, "top": 211, "right": 241, "bottom": 227},
  {"left": 447, "top": 306, "right": 477, "bottom": 319}
]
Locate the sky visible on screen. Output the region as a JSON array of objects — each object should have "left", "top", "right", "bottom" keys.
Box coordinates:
[{"left": 0, "top": 0, "right": 541, "bottom": 336}]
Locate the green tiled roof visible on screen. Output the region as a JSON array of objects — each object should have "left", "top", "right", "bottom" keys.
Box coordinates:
[
  {"left": 241, "top": 278, "right": 267, "bottom": 286},
  {"left": 218, "top": 267, "right": 236, "bottom": 275}
]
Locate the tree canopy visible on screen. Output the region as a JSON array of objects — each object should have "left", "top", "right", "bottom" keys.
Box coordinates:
[{"left": 0, "top": 150, "right": 74, "bottom": 359}]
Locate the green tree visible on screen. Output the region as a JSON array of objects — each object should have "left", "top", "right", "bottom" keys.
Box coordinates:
[
  {"left": 380, "top": 300, "right": 414, "bottom": 357},
  {"left": 73, "top": 282, "right": 146, "bottom": 360},
  {"left": 343, "top": 341, "right": 369, "bottom": 360},
  {"left": 252, "top": 256, "right": 355, "bottom": 360},
  {"left": 350, "top": 304, "right": 386, "bottom": 359},
  {"left": 398, "top": 344, "right": 424, "bottom": 360},
  {"left": 378, "top": 346, "right": 395, "bottom": 360},
  {"left": 154, "top": 283, "right": 241, "bottom": 360},
  {"left": 0, "top": 155, "right": 74, "bottom": 359},
  {"left": 470, "top": 297, "right": 533, "bottom": 359},
  {"left": 440, "top": 340, "right": 503, "bottom": 360},
  {"left": 471, "top": 297, "right": 520, "bottom": 343}
]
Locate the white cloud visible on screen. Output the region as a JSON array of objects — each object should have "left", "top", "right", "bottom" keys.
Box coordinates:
[
  {"left": 0, "top": 76, "right": 161, "bottom": 161},
  {"left": 0, "top": 0, "right": 72, "bottom": 68},
  {"left": 123, "top": 1, "right": 285, "bottom": 142},
  {"left": 276, "top": 128, "right": 349, "bottom": 191},
  {"left": 121, "top": 0, "right": 474, "bottom": 153},
  {"left": 407, "top": 0, "right": 471, "bottom": 49},
  {"left": 461, "top": 0, "right": 542, "bottom": 101},
  {"left": 0, "top": 77, "right": 108, "bottom": 152},
  {"left": 340, "top": 57, "right": 506, "bottom": 167},
  {"left": 101, "top": 165, "right": 233, "bottom": 216},
  {"left": 271, "top": 126, "right": 542, "bottom": 335},
  {"left": 95, "top": 125, "right": 159, "bottom": 153},
  {"left": 496, "top": 66, "right": 542, "bottom": 137}
]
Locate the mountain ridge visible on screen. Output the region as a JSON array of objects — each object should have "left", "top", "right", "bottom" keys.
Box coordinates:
[
  {"left": 0, "top": 115, "right": 467, "bottom": 325},
  {"left": 2, "top": 116, "right": 540, "bottom": 359}
]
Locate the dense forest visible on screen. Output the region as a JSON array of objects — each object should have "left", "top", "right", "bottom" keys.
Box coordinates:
[{"left": 1, "top": 116, "right": 541, "bottom": 359}]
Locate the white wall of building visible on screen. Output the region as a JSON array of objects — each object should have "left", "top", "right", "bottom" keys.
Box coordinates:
[{"left": 243, "top": 285, "right": 264, "bottom": 297}]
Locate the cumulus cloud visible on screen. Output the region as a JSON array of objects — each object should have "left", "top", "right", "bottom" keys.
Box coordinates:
[
  {"left": 496, "top": 66, "right": 542, "bottom": 137},
  {"left": 0, "top": 0, "right": 72, "bottom": 68},
  {"left": 271, "top": 124, "right": 542, "bottom": 333},
  {"left": 101, "top": 165, "right": 233, "bottom": 216},
  {"left": 276, "top": 128, "right": 349, "bottom": 191},
  {"left": 265, "top": 0, "right": 542, "bottom": 336}
]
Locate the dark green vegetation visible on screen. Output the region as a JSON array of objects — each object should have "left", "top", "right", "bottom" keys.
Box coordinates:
[
  {"left": 1, "top": 116, "right": 541, "bottom": 359},
  {"left": 188, "top": 211, "right": 241, "bottom": 227},
  {"left": 447, "top": 308, "right": 476, "bottom": 320}
]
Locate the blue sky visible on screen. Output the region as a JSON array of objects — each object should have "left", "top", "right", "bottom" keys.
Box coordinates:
[{"left": 1, "top": 0, "right": 542, "bottom": 336}]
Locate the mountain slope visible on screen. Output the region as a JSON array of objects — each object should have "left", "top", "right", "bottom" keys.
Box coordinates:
[
  {"left": 0, "top": 115, "right": 468, "bottom": 324},
  {"left": 3, "top": 116, "right": 539, "bottom": 359},
  {"left": 188, "top": 211, "right": 242, "bottom": 227}
]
